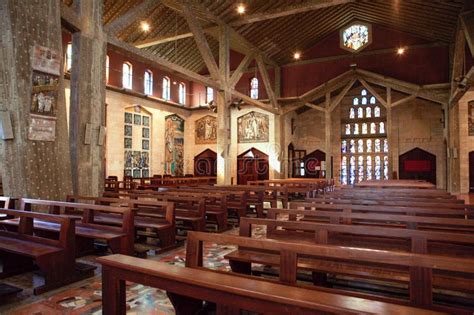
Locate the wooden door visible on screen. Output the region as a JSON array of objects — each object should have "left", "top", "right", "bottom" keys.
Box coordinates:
[
  {"left": 470, "top": 151, "right": 474, "bottom": 193},
  {"left": 399, "top": 148, "right": 436, "bottom": 185},
  {"left": 237, "top": 148, "right": 269, "bottom": 184},
  {"left": 194, "top": 149, "right": 217, "bottom": 176}
]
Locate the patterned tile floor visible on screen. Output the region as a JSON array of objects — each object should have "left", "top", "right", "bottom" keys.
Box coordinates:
[{"left": 0, "top": 226, "right": 267, "bottom": 315}]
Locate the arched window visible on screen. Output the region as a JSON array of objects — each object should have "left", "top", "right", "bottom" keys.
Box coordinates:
[
  {"left": 106, "top": 55, "right": 110, "bottom": 83},
  {"left": 366, "top": 139, "right": 372, "bottom": 153},
  {"left": 162, "top": 76, "right": 170, "bottom": 100},
  {"left": 361, "top": 89, "right": 367, "bottom": 96},
  {"left": 179, "top": 82, "right": 186, "bottom": 105},
  {"left": 144, "top": 70, "right": 153, "bottom": 95},
  {"left": 345, "top": 124, "right": 351, "bottom": 135},
  {"left": 366, "top": 107, "right": 372, "bottom": 118},
  {"left": 357, "top": 107, "right": 363, "bottom": 118},
  {"left": 362, "top": 123, "right": 368, "bottom": 134},
  {"left": 370, "top": 96, "right": 376, "bottom": 104},
  {"left": 357, "top": 139, "right": 364, "bottom": 153},
  {"left": 65, "top": 42, "right": 72, "bottom": 72},
  {"left": 379, "top": 122, "right": 385, "bottom": 134},
  {"left": 206, "top": 86, "right": 214, "bottom": 103},
  {"left": 353, "top": 98, "right": 359, "bottom": 106},
  {"left": 374, "top": 106, "right": 381, "bottom": 117},
  {"left": 122, "top": 62, "right": 133, "bottom": 89},
  {"left": 366, "top": 156, "right": 372, "bottom": 180},
  {"left": 361, "top": 97, "right": 367, "bottom": 105},
  {"left": 250, "top": 77, "right": 259, "bottom": 99},
  {"left": 341, "top": 140, "right": 347, "bottom": 153},
  {"left": 370, "top": 122, "right": 376, "bottom": 134},
  {"left": 354, "top": 123, "right": 359, "bottom": 135}
]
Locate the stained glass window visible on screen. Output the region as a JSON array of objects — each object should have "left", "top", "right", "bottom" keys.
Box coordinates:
[
  {"left": 342, "top": 24, "right": 370, "bottom": 52},
  {"left": 370, "top": 122, "right": 376, "bottom": 134},
  {"left": 374, "top": 106, "right": 380, "bottom": 117},
  {"left": 250, "top": 77, "right": 259, "bottom": 99},
  {"left": 366, "top": 107, "right": 372, "bottom": 118},
  {"left": 350, "top": 140, "right": 355, "bottom": 153},
  {"left": 379, "top": 122, "right": 385, "bottom": 134},
  {"left": 366, "top": 156, "right": 372, "bottom": 180},
  {"left": 358, "top": 156, "right": 364, "bottom": 182},
  {"left": 349, "top": 156, "right": 356, "bottom": 185},
  {"left": 358, "top": 139, "right": 364, "bottom": 153},
  {"left": 341, "top": 140, "right": 347, "bottom": 153},
  {"left": 362, "top": 123, "right": 368, "bottom": 134},
  {"left": 375, "top": 156, "right": 381, "bottom": 180},
  {"left": 341, "top": 87, "right": 388, "bottom": 185},
  {"left": 345, "top": 124, "right": 351, "bottom": 135},
  {"left": 375, "top": 139, "right": 381, "bottom": 152},
  {"left": 341, "top": 156, "right": 347, "bottom": 185}
]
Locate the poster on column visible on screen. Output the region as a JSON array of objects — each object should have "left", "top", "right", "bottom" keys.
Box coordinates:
[
  {"left": 29, "top": 44, "right": 61, "bottom": 141},
  {"left": 164, "top": 114, "right": 185, "bottom": 176}
]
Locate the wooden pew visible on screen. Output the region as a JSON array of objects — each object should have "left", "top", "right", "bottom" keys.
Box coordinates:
[
  {"left": 67, "top": 196, "right": 176, "bottom": 249},
  {"left": 268, "top": 207, "right": 474, "bottom": 233},
  {"left": 0, "top": 197, "right": 10, "bottom": 209},
  {"left": 12, "top": 199, "right": 136, "bottom": 255},
  {"left": 190, "top": 231, "right": 472, "bottom": 313},
  {"left": 0, "top": 209, "right": 93, "bottom": 294},
  {"left": 290, "top": 201, "right": 473, "bottom": 219},
  {"left": 355, "top": 180, "right": 435, "bottom": 189},
  {"left": 118, "top": 190, "right": 229, "bottom": 232},
  {"left": 98, "top": 254, "right": 443, "bottom": 315}
]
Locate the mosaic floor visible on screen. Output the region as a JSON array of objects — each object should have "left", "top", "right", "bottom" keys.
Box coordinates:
[{"left": 0, "top": 226, "right": 267, "bottom": 315}]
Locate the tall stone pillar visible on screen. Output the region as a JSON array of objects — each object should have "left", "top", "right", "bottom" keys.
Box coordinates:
[
  {"left": 0, "top": 0, "right": 72, "bottom": 199},
  {"left": 324, "top": 94, "right": 333, "bottom": 179},
  {"left": 69, "top": 0, "right": 106, "bottom": 196},
  {"left": 216, "top": 25, "right": 231, "bottom": 185}
]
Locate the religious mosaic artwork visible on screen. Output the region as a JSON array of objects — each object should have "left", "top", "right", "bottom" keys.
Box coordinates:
[
  {"left": 165, "top": 114, "right": 185, "bottom": 176},
  {"left": 124, "top": 106, "right": 151, "bottom": 178},
  {"left": 469, "top": 101, "right": 474, "bottom": 136},
  {"left": 237, "top": 111, "right": 269, "bottom": 143},
  {"left": 340, "top": 23, "right": 371, "bottom": 52},
  {"left": 195, "top": 115, "right": 217, "bottom": 144}
]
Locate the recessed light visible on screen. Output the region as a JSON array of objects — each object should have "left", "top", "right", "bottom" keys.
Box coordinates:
[
  {"left": 397, "top": 47, "right": 405, "bottom": 55},
  {"left": 237, "top": 4, "right": 246, "bottom": 14},
  {"left": 141, "top": 22, "right": 150, "bottom": 32},
  {"left": 293, "top": 52, "right": 301, "bottom": 60}
]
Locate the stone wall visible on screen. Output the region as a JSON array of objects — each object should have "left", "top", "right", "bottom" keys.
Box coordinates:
[{"left": 458, "top": 90, "right": 474, "bottom": 193}]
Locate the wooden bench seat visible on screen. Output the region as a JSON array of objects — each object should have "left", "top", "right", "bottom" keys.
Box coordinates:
[
  {"left": 17, "top": 198, "right": 136, "bottom": 255},
  {"left": 98, "top": 253, "right": 442, "bottom": 315},
  {"left": 67, "top": 196, "right": 176, "bottom": 248},
  {"left": 0, "top": 209, "right": 93, "bottom": 294},
  {"left": 188, "top": 231, "right": 472, "bottom": 313}
]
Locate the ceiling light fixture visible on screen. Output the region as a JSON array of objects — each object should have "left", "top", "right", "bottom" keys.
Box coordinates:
[
  {"left": 397, "top": 47, "right": 405, "bottom": 55},
  {"left": 141, "top": 22, "right": 150, "bottom": 32},
  {"left": 237, "top": 4, "right": 246, "bottom": 14},
  {"left": 293, "top": 52, "right": 301, "bottom": 60}
]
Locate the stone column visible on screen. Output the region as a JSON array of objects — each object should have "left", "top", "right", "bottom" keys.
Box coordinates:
[
  {"left": 324, "top": 93, "right": 332, "bottom": 179},
  {"left": 69, "top": 0, "right": 106, "bottom": 196},
  {"left": 0, "top": 0, "right": 72, "bottom": 199},
  {"left": 386, "top": 87, "right": 393, "bottom": 178},
  {"left": 216, "top": 25, "right": 231, "bottom": 185}
]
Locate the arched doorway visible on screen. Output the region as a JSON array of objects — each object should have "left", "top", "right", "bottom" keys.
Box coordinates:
[
  {"left": 194, "top": 149, "right": 217, "bottom": 177},
  {"left": 469, "top": 151, "right": 474, "bottom": 193},
  {"left": 237, "top": 148, "right": 269, "bottom": 184},
  {"left": 399, "top": 148, "right": 436, "bottom": 185}
]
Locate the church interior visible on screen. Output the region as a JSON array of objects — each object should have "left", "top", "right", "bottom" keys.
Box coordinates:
[{"left": 1, "top": 0, "right": 474, "bottom": 314}]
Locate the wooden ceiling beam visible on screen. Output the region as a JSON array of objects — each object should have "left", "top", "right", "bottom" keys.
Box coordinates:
[
  {"left": 231, "top": 90, "right": 280, "bottom": 114},
  {"left": 60, "top": 2, "right": 81, "bottom": 31},
  {"left": 229, "top": 52, "right": 255, "bottom": 87},
  {"left": 300, "top": 69, "right": 356, "bottom": 102},
  {"left": 107, "top": 36, "right": 220, "bottom": 90},
  {"left": 256, "top": 54, "right": 278, "bottom": 108},
  {"left": 104, "top": 0, "right": 160, "bottom": 36},
  {"left": 329, "top": 78, "right": 356, "bottom": 112},
  {"left": 391, "top": 94, "right": 418, "bottom": 108},
  {"left": 359, "top": 78, "right": 387, "bottom": 108},
  {"left": 461, "top": 11, "right": 474, "bottom": 56},
  {"left": 230, "top": 0, "right": 354, "bottom": 26},
  {"left": 180, "top": 2, "right": 221, "bottom": 81}
]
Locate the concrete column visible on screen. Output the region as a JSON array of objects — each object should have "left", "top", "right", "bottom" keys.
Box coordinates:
[
  {"left": 386, "top": 87, "right": 393, "bottom": 178},
  {"left": 272, "top": 114, "right": 285, "bottom": 179},
  {"left": 69, "top": 0, "right": 106, "bottom": 196},
  {"left": 0, "top": 0, "right": 72, "bottom": 199},
  {"left": 324, "top": 93, "right": 332, "bottom": 179},
  {"left": 216, "top": 25, "right": 231, "bottom": 185}
]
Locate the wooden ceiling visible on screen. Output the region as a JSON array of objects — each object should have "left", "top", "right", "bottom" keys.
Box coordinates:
[{"left": 64, "top": 0, "right": 467, "bottom": 73}]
